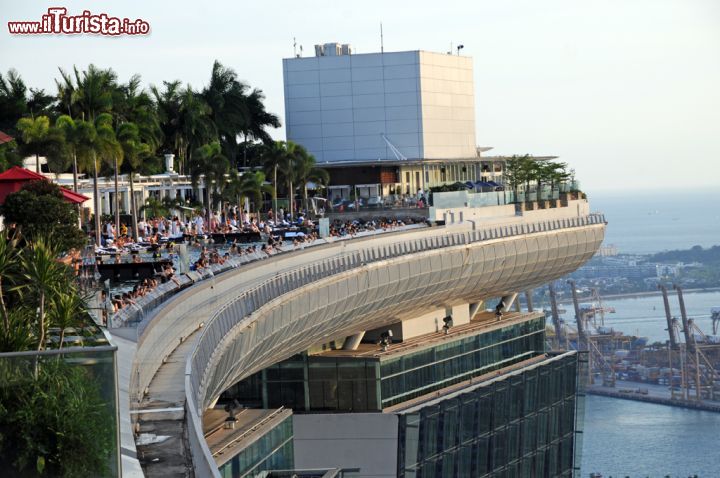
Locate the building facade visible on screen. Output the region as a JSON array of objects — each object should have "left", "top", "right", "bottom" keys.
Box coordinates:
[
  {"left": 222, "top": 309, "right": 586, "bottom": 477},
  {"left": 283, "top": 45, "right": 510, "bottom": 200},
  {"left": 283, "top": 46, "right": 476, "bottom": 164}
]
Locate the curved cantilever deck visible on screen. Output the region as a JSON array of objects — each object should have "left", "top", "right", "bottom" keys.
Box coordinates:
[{"left": 131, "top": 214, "right": 606, "bottom": 477}]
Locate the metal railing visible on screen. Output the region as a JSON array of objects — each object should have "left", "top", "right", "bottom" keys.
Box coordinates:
[{"left": 182, "top": 213, "right": 606, "bottom": 475}]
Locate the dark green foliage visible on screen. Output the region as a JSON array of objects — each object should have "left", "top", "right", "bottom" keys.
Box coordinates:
[
  {"left": 1, "top": 181, "right": 86, "bottom": 253},
  {"left": 0, "top": 357, "right": 115, "bottom": 477},
  {"left": 0, "top": 139, "right": 22, "bottom": 172},
  {"left": 649, "top": 245, "right": 720, "bottom": 264},
  {"left": 429, "top": 183, "right": 467, "bottom": 193}
]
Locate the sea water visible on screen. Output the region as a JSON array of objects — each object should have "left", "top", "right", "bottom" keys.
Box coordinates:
[
  {"left": 592, "top": 188, "right": 720, "bottom": 254},
  {"left": 581, "top": 394, "right": 720, "bottom": 478},
  {"left": 580, "top": 190, "right": 720, "bottom": 477}
]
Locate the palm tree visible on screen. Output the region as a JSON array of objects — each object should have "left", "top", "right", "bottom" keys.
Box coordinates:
[
  {"left": 0, "top": 69, "right": 29, "bottom": 135},
  {"left": 261, "top": 141, "right": 289, "bottom": 217},
  {"left": 25, "top": 88, "right": 54, "bottom": 119},
  {"left": 56, "top": 65, "right": 118, "bottom": 243},
  {"left": 114, "top": 76, "right": 162, "bottom": 239},
  {"left": 70, "top": 64, "right": 116, "bottom": 122},
  {"left": 16, "top": 115, "right": 50, "bottom": 173},
  {"left": 202, "top": 61, "right": 249, "bottom": 165},
  {"left": 117, "top": 122, "right": 147, "bottom": 239},
  {"left": 55, "top": 67, "right": 76, "bottom": 117},
  {"left": 42, "top": 125, "right": 70, "bottom": 178},
  {"left": 72, "top": 119, "right": 101, "bottom": 243},
  {"left": 95, "top": 113, "right": 123, "bottom": 236},
  {"left": 140, "top": 196, "right": 169, "bottom": 219},
  {"left": 190, "top": 142, "right": 229, "bottom": 225},
  {"left": 293, "top": 149, "right": 329, "bottom": 215},
  {"left": 224, "top": 170, "right": 273, "bottom": 216},
  {"left": 152, "top": 82, "right": 214, "bottom": 174},
  {"left": 242, "top": 88, "right": 280, "bottom": 150},
  {"left": 55, "top": 115, "right": 86, "bottom": 192}
]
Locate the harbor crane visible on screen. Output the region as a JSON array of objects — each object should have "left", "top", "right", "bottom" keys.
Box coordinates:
[
  {"left": 548, "top": 283, "right": 565, "bottom": 349},
  {"left": 567, "top": 280, "right": 615, "bottom": 386},
  {"left": 711, "top": 307, "right": 720, "bottom": 336},
  {"left": 661, "top": 284, "right": 719, "bottom": 401}
]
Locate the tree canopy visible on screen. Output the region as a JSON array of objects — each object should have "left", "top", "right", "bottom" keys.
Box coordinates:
[{"left": 1, "top": 181, "right": 86, "bottom": 253}]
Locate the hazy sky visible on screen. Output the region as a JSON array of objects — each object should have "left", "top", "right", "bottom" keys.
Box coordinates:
[{"left": 2, "top": 0, "right": 719, "bottom": 192}]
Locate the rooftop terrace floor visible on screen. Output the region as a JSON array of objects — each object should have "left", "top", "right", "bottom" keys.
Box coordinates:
[{"left": 312, "top": 310, "right": 545, "bottom": 360}]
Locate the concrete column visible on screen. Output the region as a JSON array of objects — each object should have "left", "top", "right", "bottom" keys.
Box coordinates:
[
  {"left": 525, "top": 290, "right": 534, "bottom": 312},
  {"left": 342, "top": 332, "right": 366, "bottom": 351},
  {"left": 103, "top": 191, "right": 111, "bottom": 215},
  {"left": 122, "top": 188, "right": 131, "bottom": 214}
]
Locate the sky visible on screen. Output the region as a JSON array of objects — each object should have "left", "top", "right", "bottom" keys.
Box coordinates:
[{"left": 1, "top": 0, "right": 719, "bottom": 192}]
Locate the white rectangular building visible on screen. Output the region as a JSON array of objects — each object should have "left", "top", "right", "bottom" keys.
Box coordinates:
[{"left": 283, "top": 45, "right": 476, "bottom": 164}]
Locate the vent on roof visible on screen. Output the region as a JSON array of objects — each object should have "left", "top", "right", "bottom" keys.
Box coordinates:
[{"left": 314, "top": 43, "right": 353, "bottom": 57}]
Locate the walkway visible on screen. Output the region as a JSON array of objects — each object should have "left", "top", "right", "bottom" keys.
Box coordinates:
[{"left": 134, "top": 330, "right": 200, "bottom": 477}]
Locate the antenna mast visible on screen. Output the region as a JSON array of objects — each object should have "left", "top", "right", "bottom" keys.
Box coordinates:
[
  {"left": 380, "top": 23, "right": 384, "bottom": 53},
  {"left": 293, "top": 37, "right": 297, "bottom": 57}
]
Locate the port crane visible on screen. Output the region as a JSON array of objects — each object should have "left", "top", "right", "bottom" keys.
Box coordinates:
[
  {"left": 548, "top": 283, "right": 565, "bottom": 349},
  {"left": 659, "top": 284, "right": 719, "bottom": 401},
  {"left": 567, "top": 280, "right": 616, "bottom": 386},
  {"left": 712, "top": 307, "right": 720, "bottom": 336}
]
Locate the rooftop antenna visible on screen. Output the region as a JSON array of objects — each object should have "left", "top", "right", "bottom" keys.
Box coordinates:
[
  {"left": 447, "top": 41, "right": 453, "bottom": 55},
  {"left": 293, "top": 37, "right": 297, "bottom": 57},
  {"left": 299, "top": 44, "right": 303, "bottom": 57},
  {"left": 380, "top": 22, "right": 384, "bottom": 53}
]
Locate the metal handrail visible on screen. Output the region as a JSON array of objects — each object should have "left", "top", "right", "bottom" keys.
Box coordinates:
[{"left": 211, "top": 407, "right": 287, "bottom": 458}]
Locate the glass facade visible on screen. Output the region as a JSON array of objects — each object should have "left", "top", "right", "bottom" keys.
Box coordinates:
[
  {"left": 397, "top": 353, "right": 580, "bottom": 478},
  {"left": 381, "top": 317, "right": 545, "bottom": 408},
  {"left": 218, "top": 414, "right": 294, "bottom": 478},
  {"left": 223, "top": 317, "right": 546, "bottom": 414}
]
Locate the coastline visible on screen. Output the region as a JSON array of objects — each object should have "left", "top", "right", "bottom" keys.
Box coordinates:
[
  {"left": 586, "top": 388, "right": 720, "bottom": 414},
  {"left": 558, "top": 286, "right": 720, "bottom": 304}
]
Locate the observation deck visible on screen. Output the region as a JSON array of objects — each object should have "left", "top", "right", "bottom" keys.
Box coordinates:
[{"left": 125, "top": 205, "right": 605, "bottom": 477}]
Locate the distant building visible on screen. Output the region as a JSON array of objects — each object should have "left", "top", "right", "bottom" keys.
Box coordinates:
[
  {"left": 596, "top": 244, "right": 618, "bottom": 257},
  {"left": 283, "top": 44, "right": 550, "bottom": 200}
]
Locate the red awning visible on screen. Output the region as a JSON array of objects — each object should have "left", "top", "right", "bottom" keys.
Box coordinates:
[
  {"left": 60, "top": 187, "right": 89, "bottom": 204},
  {"left": 0, "top": 166, "right": 45, "bottom": 181},
  {"left": 0, "top": 166, "right": 89, "bottom": 205},
  {"left": 0, "top": 131, "right": 13, "bottom": 145}
]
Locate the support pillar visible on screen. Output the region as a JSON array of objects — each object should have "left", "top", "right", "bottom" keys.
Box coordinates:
[
  {"left": 525, "top": 290, "right": 534, "bottom": 312},
  {"left": 469, "top": 302, "right": 483, "bottom": 320},
  {"left": 342, "top": 331, "right": 366, "bottom": 351}
]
